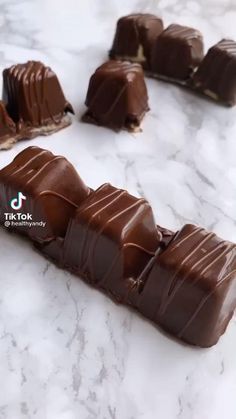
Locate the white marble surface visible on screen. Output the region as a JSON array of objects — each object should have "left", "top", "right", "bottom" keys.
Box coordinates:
[{"left": 0, "top": 0, "right": 236, "bottom": 418}]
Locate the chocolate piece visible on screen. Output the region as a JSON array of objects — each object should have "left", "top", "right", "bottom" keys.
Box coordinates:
[
  {"left": 61, "top": 183, "right": 161, "bottom": 304},
  {"left": 0, "top": 146, "right": 90, "bottom": 243},
  {"left": 0, "top": 101, "right": 17, "bottom": 149},
  {"left": 193, "top": 39, "right": 236, "bottom": 105},
  {"left": 82, "top": 60, "right": 149, "bottom": 132},
  {"left": 138, "top": 224, "right": 236, "bottom": 347},
  {"left": 2, "top": 61, "right": 73, "bottom": 147},
  {"left": 109, "top": 14, "right": 164, "bottom": 71},
  {"left": 158, "top": 225, "right": 176, "bottom": 249},
  {"left": 2, "top": 146, "right": 235, "bottom": 347},
  {"left": 36, "top": 237, "right": 64, "bottom": 265},
  {"left": 151, "top": 24, "right": 204, "bottom": 81}
]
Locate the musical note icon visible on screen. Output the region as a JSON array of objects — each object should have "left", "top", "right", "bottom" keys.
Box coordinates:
[{"left": 10, "top": 192, "right": 27, "bottom": 210}]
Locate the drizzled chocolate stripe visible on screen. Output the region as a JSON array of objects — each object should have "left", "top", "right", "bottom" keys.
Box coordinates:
[
  {"left": 0, "top": 146, "right": 90, "bottom": 242},
  {"left": 178, "top": 244, "right": 236, "bottom": 337},
  {"left": 166, "top": 24, "right": 201, "bottom": 40},
  {"left": 25, "top": 157, "right": 64, "bottom": 186},
  {"left": 97, "top": 61, "right": 142, "bottom": 75},
  {"left": 102, "top": 242, "right": 157, "bottom": 291},
  {"left": 87, "top": 199, "right": 147, "bottom": 280},
  {"left": 157, "top": 231, "right": 215, "bottom": 316},
  {"left": 3, "top": 61, "right": 73, "bottom": 131},
  {"left": 83, "top": 60, "right": 149, "bottom": 131},
  {"left": 79, "top": 190, "right": 127, "bottom": 272},
  {"left": 217, "top": 40, "right": 236, "bottom": 54},
  {"left": 5, "top": 147, "right": 48, "bottom": 177},
  {"left": 158, "top": 237, "right": 228, "bottom": 317},
  {"left": 62, "top": 187, "right": 122, "bottom": 265},
  {"left": 64, "top": 186, "right": 152, "bottom": 282},
  {"left": 61, "top": 183, "right": 161, "bottom": 309},
  {"left": 88, "top": 63, "right": 146, "bottom": 116},
  {"left": 2, "top": 146, "right": 236, "bottom": 347}
]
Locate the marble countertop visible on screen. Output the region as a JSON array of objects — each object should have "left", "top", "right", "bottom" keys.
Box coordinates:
[{"left": 1, "top": 0, "right": 236, "bottom": 418}]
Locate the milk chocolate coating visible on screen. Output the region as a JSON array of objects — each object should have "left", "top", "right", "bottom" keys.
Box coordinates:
[
  {"left": 157, "top": 225, "right": 176, "bottom": 249},
  {"left": 0, "top": 146, "right": 90, "bottom": 243},
  {"left": 138, "top": 224, "right": 236, "bottom": 347},
  {"left": 2, "top": 61, "right": 74, "bottom": 143},
  {"left": 0, "top": 101, "right": 17, "bottom": 149},
  {"left": 61, "top": 183, "right": 162, "bottom": 304},
  {"left": 193, "top": 39, "right": 236, "bottom": 105},
  {"left": 82, "top": 60, "right": 149, "bottom": 131},
  {"left": 109, "top": 14, "right": 164, "bottom": 71},
  {"left": 151, "top": 24, "right": 204, "bottom": 81},
  {"left": 1, "top": 147, "right": 236, "bottom": 347}
]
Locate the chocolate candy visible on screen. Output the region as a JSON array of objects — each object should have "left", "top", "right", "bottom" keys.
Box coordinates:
[
  {"left": 151, "top": 24, "right": 204, "bottom": 81},
  {"left": 0, "top": 101, "right": 17, "bottom": 149},
  {"left": 138, "top": 224, "right": 236, "bottom": 347},
  {"left": 82, "top": 60, "right": 149, "bottom": 132},
  {"left": 61, "top": 183, "right": 162, "bottom": 304},
  {"left": 0, "top": 146, "right": 90, "bottom": 243},
  {"left": 2, "top": 61, "right": 73, "bottom": 148},
  {"left": 109, "top": 14, "right": 164, "bottom": 71},
  {"left": 1, "top": 148, "right": 236, "bottom": 347},
  {"left": 193, "top": 39, "right": 236, "bottom": 105}
]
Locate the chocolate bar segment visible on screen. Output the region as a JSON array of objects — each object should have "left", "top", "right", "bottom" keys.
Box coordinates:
[
  {"left": 0, "top": 146, "right": 90, "bottom": 243},
  {"left": 0, "top": 101, "right": 17, "bottom": 149},
  {"left": 2, "top": 61, "right": 73, "bottom": 145},
  {"left": 62, "top": 183, "right": 162, "bottom": 304},
  {"left": 110, "top": 14, "right": 164, "bottom": 71},
  {"left": 2, "top": 146, "right": 235, "bottom": 348},
  {"left": 193, "top": 39, "right": 236, "bottom": 105},
  {"left": 82, "top": 60, "right": 149, "bottom": 132},
  {"left": 138, "top": 224, "right": 236, "bottom": 347},
  {"left": 151, "top": 24, "right": 204, "bottom": 81}
]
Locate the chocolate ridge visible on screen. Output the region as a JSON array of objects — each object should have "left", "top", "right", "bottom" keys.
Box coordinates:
[
  {"left": 0, "top": 146, "right": 90, "bottom": 242},
  {"left": 2, "top": 149, "right": 236, "bottom": 347},
  {"left": 83, "top": 60, "right": 149, "bottom": 131},
  {"left": 109, "top": 13, "right": 164, "bottom": 71},
  {"left": 1, "top": 61, "right": 74, "bottom": 148}
]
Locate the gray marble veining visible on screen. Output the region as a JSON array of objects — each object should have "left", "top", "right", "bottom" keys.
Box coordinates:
[{"left": 0, "top": 0, "right": 236, "bottom": 418}]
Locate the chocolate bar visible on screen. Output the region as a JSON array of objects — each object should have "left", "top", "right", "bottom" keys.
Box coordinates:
[
  {"left": 1, "top": 148, "right": 236, "bottom": 347},
  {"left": 109, "top": 14, "right": 164, "bottom": 71},
  {"left": 109, "top": 16, "right": 236, "bottom": 106},
  {"left": 193, "top": 39, "right": 236, "bottom": 105},
  {"left": 82, "top": 60, "right": 149, "bottom": 132},
  {"left": 150, "top": 24, "right": 204, "bottom": 82},
  {"left": 0, "top": 146, "right": 90, "bottom": 243},
  {"left": 38, "top": 201, "right": 236, "bottom": 347},
  {"left": 40, "top": 199, "right": 174, "bottom": 271},
  {"left": 1, "top": 61, "right": 73, "bottom": 149},
  {"left": 138, "top": 224, "right": 236, "bottom": 347},
  {"left": 0, "top": 101, "right": 17, "bottom": 149}
]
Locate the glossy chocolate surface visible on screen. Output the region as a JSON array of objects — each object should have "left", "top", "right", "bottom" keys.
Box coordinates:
[
  {"left": 193, "top": 39, "right": 236, "bottom": 105},
  {"left": 0, "top": 101, "right": 17, "bottom": 148},
  {"left": 110, "top": 14, "right": 164, "bottom": 70},
  {"left": 82, "top": 60, "right": 149, "bottom": 131},
  {"left": 139, "top": 224, "right": 236, "bottom": 347},
  {"left": 62, "top": 183, "right": 162, "bottom": 304},
  {"left": 151, "top": 24, "right": 204, "bottom": 80},
  {"left": 3, "top": 61, "right": 73, "bottom": 125},
  {"left": 1, "top": 147, "right": 235, "bottom": 347},
  {"left": 158, "top": 225, "right": 175, "bottom": 249},
  {"left": 0, "top": 146, "right": 90, "bottom": 243}
]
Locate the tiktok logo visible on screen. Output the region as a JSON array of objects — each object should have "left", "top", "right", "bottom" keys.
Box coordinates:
[{"left": 10, "top": 192, "right": 27, "bottom": 210}]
